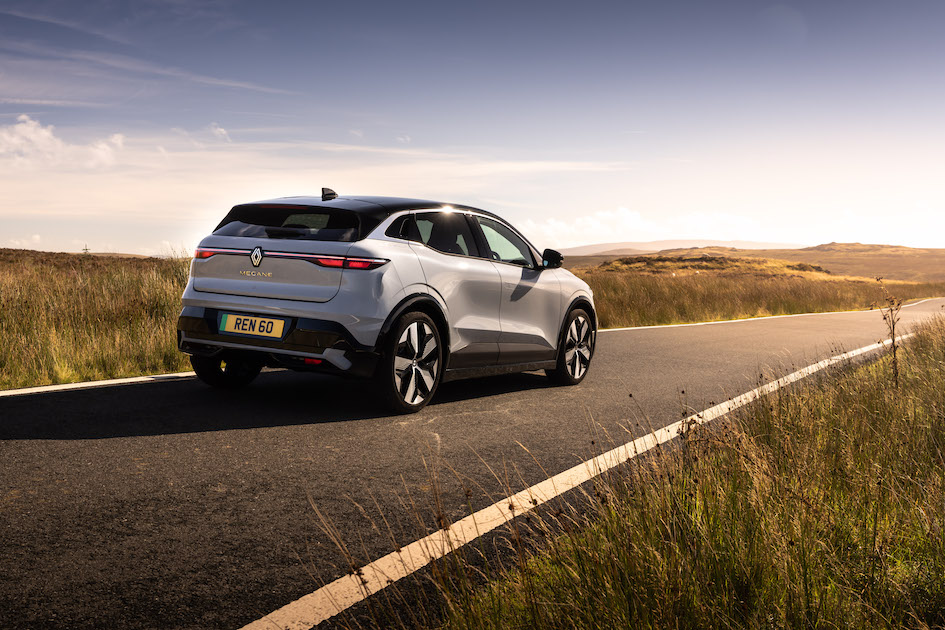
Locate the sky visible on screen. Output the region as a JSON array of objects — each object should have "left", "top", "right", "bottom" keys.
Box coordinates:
[{"left": 1, "top": 0, "right": 944, "bottom": 254}]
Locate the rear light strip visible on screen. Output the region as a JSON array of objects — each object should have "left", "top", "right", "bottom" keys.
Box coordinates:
[
  {"left": 193, "top": 248, "right": 387, "bottom": 270},
  {"left": 194, "top": 247, "right": 250, "bottom": 259}
]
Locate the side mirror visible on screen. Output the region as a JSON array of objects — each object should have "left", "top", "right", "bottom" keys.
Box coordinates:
[{"left": 541, "top": 248, "right": 563, "bottom": 269}]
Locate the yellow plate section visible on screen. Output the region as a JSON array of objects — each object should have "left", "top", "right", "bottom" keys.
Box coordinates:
[{"left": 219, "top": 313, "right": 285, "bottom": 338}]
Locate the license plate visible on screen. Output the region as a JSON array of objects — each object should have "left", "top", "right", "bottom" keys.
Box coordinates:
[{"left": 219, "top": 313, "right": 285, "bottom": 339}]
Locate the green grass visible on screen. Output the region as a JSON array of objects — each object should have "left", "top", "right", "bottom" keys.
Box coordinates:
[
  {"left": 0, "top": 249, "right": 191, "bottom": 390},
  {"left": 431, "top": 318, "right": 945, "bottom": 630}
]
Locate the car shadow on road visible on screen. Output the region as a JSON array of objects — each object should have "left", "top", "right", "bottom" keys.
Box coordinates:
[{"left": 0, "top": 370, "right": 554, "bottom": 440}]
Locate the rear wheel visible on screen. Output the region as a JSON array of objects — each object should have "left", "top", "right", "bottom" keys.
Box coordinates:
[
  {"left": 190, "top": 355, "right": 262, "bottom": 388},
  {"left": 375, "top": 312, "right": 442, "bottom": 413},
  {"left": 546, "top": 308, "right": 594, "bottom": 385}
]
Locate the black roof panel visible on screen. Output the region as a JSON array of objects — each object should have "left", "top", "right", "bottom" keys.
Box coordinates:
[{"left": 236, "top": 195, "right": 501, "bottom": 222}]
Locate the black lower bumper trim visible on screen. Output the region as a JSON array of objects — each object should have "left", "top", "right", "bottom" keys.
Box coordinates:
[{"left": 177, "top": 307, "right": 379, "bottom": 378}]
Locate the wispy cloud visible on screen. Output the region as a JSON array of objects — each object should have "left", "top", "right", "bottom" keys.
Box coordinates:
[
  {"left": 301, "top": 142, "right": 633, "bottom": 172},
  {"left": 209, "top": 122, "right": 232, "bottom": 143},
  {"left": 0, "top": 38, "right": 292, "bottom": 97},
  {"left": 8, "top": 233, "right": 41, "bottom": 248},
  {"left": 0, "top": 96, "right": 108, "bottom": 108},
  {"left": 0, "top": 7, "right": 131, "bottom": 45},
  {"left": 65, "top": 49, "right": 294, "bottom": 95},
  {"left": 0, "top": 116, "right": 635, "bottom": 227}
]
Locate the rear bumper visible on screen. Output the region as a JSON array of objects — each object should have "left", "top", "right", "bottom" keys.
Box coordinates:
[{"left": 177, "top": 306, "right": 379, "bottom": 378}]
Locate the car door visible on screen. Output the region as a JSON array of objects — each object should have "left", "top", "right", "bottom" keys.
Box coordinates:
[
  {"left": 471, "top": 215, "right": 563, "bottom": 364},
  {"left": 406, "top": 211, "right": 502, "bottom": 368}
]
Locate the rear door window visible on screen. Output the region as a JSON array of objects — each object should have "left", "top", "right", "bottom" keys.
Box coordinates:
[
  {"left": 213, "top": 205, "right": 370, "bottom": 242},
  {"left": 409, "top": 212, "right": 480, "bottom": 257}
]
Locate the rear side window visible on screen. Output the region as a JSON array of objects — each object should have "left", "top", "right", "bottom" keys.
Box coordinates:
[
  {"left": 214, "top": 205, "right": 374, "bottom": 242},
  {"left": 385, "top": 214, "right": 411, "bottom": 239},
  {"left": 409, "top": 212, "right": 480, "bottom": 257}
]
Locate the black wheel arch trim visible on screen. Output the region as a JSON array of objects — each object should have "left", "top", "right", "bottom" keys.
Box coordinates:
[
  {"left": 375, "top": 293, "right": 451, "bottom": 365},
  {"left": 555, "top": 296, "right": 597, "bottom": 361}
]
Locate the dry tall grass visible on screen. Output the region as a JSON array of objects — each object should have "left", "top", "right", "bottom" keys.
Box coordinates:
[
  {"left": 1, "top": 250, "right": 943, "bottom": 390},
  {"left": 0, "top": 249, "right": 191, "bottom": 390},
  {"left": 429, "top": 318, "right": 945, "bottom": 629},
  {"left": 578, "top": 257, "right": 945, "bottom": 328}
]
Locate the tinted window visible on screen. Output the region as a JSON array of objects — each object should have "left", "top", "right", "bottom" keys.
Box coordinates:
[
  {"left": 476, "top": 217, "right": 535, "bottom": 267},
  {"left": 385, "top": 214, "right": 410, "bottom": 239},
  {"left": 214, "top": 205, "right": 371, "bottom": 242},
  {"left": 411, "top": 212, "right": 480, "bottom": 257}
]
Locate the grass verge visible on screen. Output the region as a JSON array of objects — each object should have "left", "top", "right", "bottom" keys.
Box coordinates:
[
  {"left": 0, "top": 249, "right": 191, "bottom": 390},
  {"left": 429, "top": 318, "right": 945, "bottom": 629},
  {"left": 577, "top": 256, "right": 945, "bottom": 328},
  {"left": 1, "top": 249, "right": 943, "bottom": 390}
]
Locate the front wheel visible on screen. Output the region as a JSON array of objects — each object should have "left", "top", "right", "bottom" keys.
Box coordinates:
[
  {"left": 190, "top": 355, "right": 262, "bottom": 388},
  {"left": 546, "top": 308, "right": 595, "bottom": 385},
  {"left": 374, "top": 312, "right": 443, "bottom": 414}
]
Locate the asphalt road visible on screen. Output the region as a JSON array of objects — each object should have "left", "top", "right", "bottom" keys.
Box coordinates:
[{"left": 2, "top": 300, "right": 943, "bottom": 630}]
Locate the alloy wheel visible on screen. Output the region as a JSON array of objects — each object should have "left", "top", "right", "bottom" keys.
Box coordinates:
[
  {"left": 564, "top": 315, "right": 591, "bottom": 379},
  {"left": 393, "top": 321, "right": 439, "bottom": 405}
]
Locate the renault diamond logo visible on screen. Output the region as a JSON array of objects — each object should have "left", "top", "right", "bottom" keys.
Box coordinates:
[{"left": 250, "top": 247, "right": 263, "bottom": 267}]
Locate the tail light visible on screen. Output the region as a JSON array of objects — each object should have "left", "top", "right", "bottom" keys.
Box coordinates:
[
  {"left": 193, "top": 248, "right": 388, "bottom": 269},
  {"left": 290, "top": 255, "right": 388, "bottom": 270},
  {"left": 342, "top": 257, "right": 388, "bottom": 270},
  {"left": 194, "top": 247, "right": 246, "bottom": 259}
]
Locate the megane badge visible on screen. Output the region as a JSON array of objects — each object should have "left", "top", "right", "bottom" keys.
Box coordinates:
[{"left": 250, "top": 247, "right": 263, "bottom": 267}]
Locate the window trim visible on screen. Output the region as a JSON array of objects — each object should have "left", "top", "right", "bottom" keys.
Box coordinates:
[
  {"left": 469, "top": 214, "right": 539, "bottom": 269},
  {"left": 377, "top": 209, "right": 543, "bottom": 267},
  {"left": 403, "top": 210, "right": 484, "bottom": 260}
]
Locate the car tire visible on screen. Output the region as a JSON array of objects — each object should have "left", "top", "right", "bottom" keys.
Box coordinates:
[
  {"left": 375, "top": 312, "right": 443, "bottom": 413},
  {"left": 191, "top": 355, "right": 262, "bottom": 388},
  {"left": 546, "top": 308, "right": 595, "bottom": 386}
]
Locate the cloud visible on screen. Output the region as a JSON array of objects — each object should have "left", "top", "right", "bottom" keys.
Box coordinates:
[
  {"left": 209, "top": 122, "right": 231, "bottom": 143},
  {"left": 519, "top": 207, "right": 656, "bottom": 249},
  {"left": 8, "top": 233, "right": 41, "bottom": 248},
  {"left": 516, "top": 207, "right": 770, "bottom": 250},
  {"left": 348, "top": 129, "right": 364, "bottom": 139},
  {"left": 396, "top": 134, "right": 412, "bottom": 144},
  {"left": 0, "top": 118, "right": 635, "bottom": 252},
  {"left": 0, "top": 96, "right": 107, "bottom": 108},
  {"left": 66, "top": 49, "right": 294, "bottom": 95},
  {"left": 0, "top": 39, "right": 292, "bottom": 101},
  {"left": 0, "top": 115, "right": 124, "bottom": 168},
  {"left": 0, "top": 7, "right": 130, "bottom": 45},
  {"left": 171, "top": 127, "right": 205, "bottom": 148}
]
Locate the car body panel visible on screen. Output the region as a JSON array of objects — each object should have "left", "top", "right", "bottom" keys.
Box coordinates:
[
  {"left": 409, "top": 241, "right": 502, "bottom": 368},
  {"left": 491, "top": 262, "right": 562, "bottom": 363},
  {"left": 178, "top": 195, "right": 596, "bottom": 385}
]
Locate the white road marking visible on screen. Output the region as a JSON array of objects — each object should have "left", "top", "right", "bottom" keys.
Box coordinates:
[
  {"left": 0, "top": 372, "right": 196, "bottom": 398},
  {"left": 3, "top": 299, "right": 939, "bottom": 398},
  {"left": 598, "top": 297, "right": 939, "bottom": 333},
  {"left": 241, "top": 335, "right": 910, "bottom": 630}
]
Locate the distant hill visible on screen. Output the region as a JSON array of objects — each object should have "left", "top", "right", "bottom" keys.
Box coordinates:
[
  {"left": 650, "top": 243, "right": 945, "bottom": 283},
  {"left": 559, "top": 240, "right": 804, "bottom": 257}
]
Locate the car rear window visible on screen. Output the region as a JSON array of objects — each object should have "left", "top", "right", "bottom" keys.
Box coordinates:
[{"left": 213, "top": 204, "right": 377, "bottom": 242}]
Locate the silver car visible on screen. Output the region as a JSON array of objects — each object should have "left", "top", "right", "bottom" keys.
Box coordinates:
[{"left": 177, "top": 189, "right": 596, "bottom": 413}]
